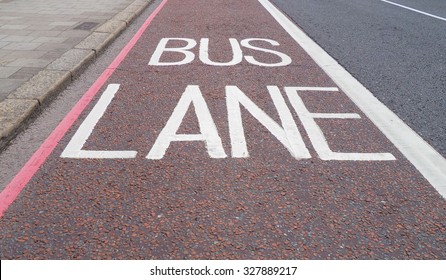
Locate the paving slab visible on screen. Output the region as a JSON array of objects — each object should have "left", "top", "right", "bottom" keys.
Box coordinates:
[
  {"left": 0, "top": 0, "right": 155, "bottom": 150},
  {"left": 0, "top": 66, "right": 20, "bottom": 78}
]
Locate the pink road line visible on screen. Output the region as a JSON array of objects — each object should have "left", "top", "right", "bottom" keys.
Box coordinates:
[{"left": 0, "top": 0, "right": 170, "bottom": 218}]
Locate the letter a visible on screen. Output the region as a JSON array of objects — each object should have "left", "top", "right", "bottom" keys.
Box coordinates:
[{"left": 147, "top": 85, "right": 227, "bottom": 159}]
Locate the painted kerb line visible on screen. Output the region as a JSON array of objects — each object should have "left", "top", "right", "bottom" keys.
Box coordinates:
[
  {"left": 258, "top": 0, "right": 446, "bottom": 197},
  {"left": 381, "top": 0, "right": 446, "bottom": 22}
]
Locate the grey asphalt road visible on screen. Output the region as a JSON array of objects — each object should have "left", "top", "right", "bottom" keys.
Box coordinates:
[{"left": 271, "top": 0, "right": 446, "bottom": 157}]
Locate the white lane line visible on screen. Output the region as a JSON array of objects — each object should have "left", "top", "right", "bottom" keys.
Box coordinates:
[
  {"left": 381, "top": 0, "right": 446, "bottom": 22},
  {"left": 259, "top": 0, "right": 446, "bottom": 198}
]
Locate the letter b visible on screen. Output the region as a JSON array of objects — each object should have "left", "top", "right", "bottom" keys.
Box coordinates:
[{"left": 148, "top": 38, "right": 197, "bottom": 66}]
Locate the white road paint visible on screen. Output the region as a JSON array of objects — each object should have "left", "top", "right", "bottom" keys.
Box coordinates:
[
  {"left": 146, "top": 85, "right": 226, "bottom": 159},
  {"left": 240, "top": 38, "right": 292, "bottom": 67},
  {"left": 148, "top": 38, "right": 197, "bottom": 66},
  {"left": 60, "top": 84, "right": 138, "bottom": 159},
  {"left": 285, "top": 87, "right": 395, "bottom": 161},
  {"left": 258, "top": 0, "right": 446, "bottom": 196},
  {"left": 199, "top": 38, "right": 243, "bottom": 66},
  {"left": 62, "top": 84, "right": 398, "bottom": 161},
  {"left": 226, "top": 85, "right": 310, "bottom": 159},
  {"left": 381, "top": 0, "right": 446, "bottom": 22},
  {"left": 148, "top": 37, "right": 292, "bottom": 67}
]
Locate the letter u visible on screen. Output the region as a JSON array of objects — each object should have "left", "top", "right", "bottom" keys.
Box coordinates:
[{"left": 199, "top": 38, "right": 243, "bottom": 66}]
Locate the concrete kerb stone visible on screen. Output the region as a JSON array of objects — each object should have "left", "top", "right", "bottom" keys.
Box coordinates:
[
  {"left": 46, "top": 49, "right": 96, "bottom": 76},
  {"left": 113, "top": 11, "right": 139, "bottom": 25},
  {"left": 8, "top": 70, "right": 71, "bottom": 104},
  {"left": 0, "top": 99, "right": 39, "bottom": 149},
  {"left": 117, "top": 0, "right": 149, "bottom": 24},
  {"left": 76, "top": 32, "right": 115, "bottom": 56},
  {"left": 0, "top": 0, "right": 154, "bottom": 151},
  {"left": 80, "top": 7, "right": 143, "bottom": 56},
  {"left": 94, "top": 20, "right": 127, "bottom": 34}
]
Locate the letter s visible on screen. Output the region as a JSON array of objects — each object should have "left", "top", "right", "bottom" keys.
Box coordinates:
[{"left": 241, "top": 38, "right": 292, "bottom": 67}]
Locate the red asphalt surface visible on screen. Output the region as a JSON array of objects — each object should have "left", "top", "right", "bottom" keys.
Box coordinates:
[{"left": 1, "top": 0, "right": 445, "bottom": 259}]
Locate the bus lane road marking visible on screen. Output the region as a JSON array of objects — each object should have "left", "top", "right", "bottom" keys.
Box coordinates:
[
  {"left": 61, "top": 0, "right": 444, "bottom": 195},
  {"left": 1, "top": 0, "right": 445, "bottom": 218},
  {"left": 0, "top": 0, "right": 445, "bottom": 260}
]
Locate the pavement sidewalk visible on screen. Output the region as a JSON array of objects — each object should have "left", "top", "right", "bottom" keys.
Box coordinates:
[{"left": 0, "top": 0, "right": 153, "bottom": 150}]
